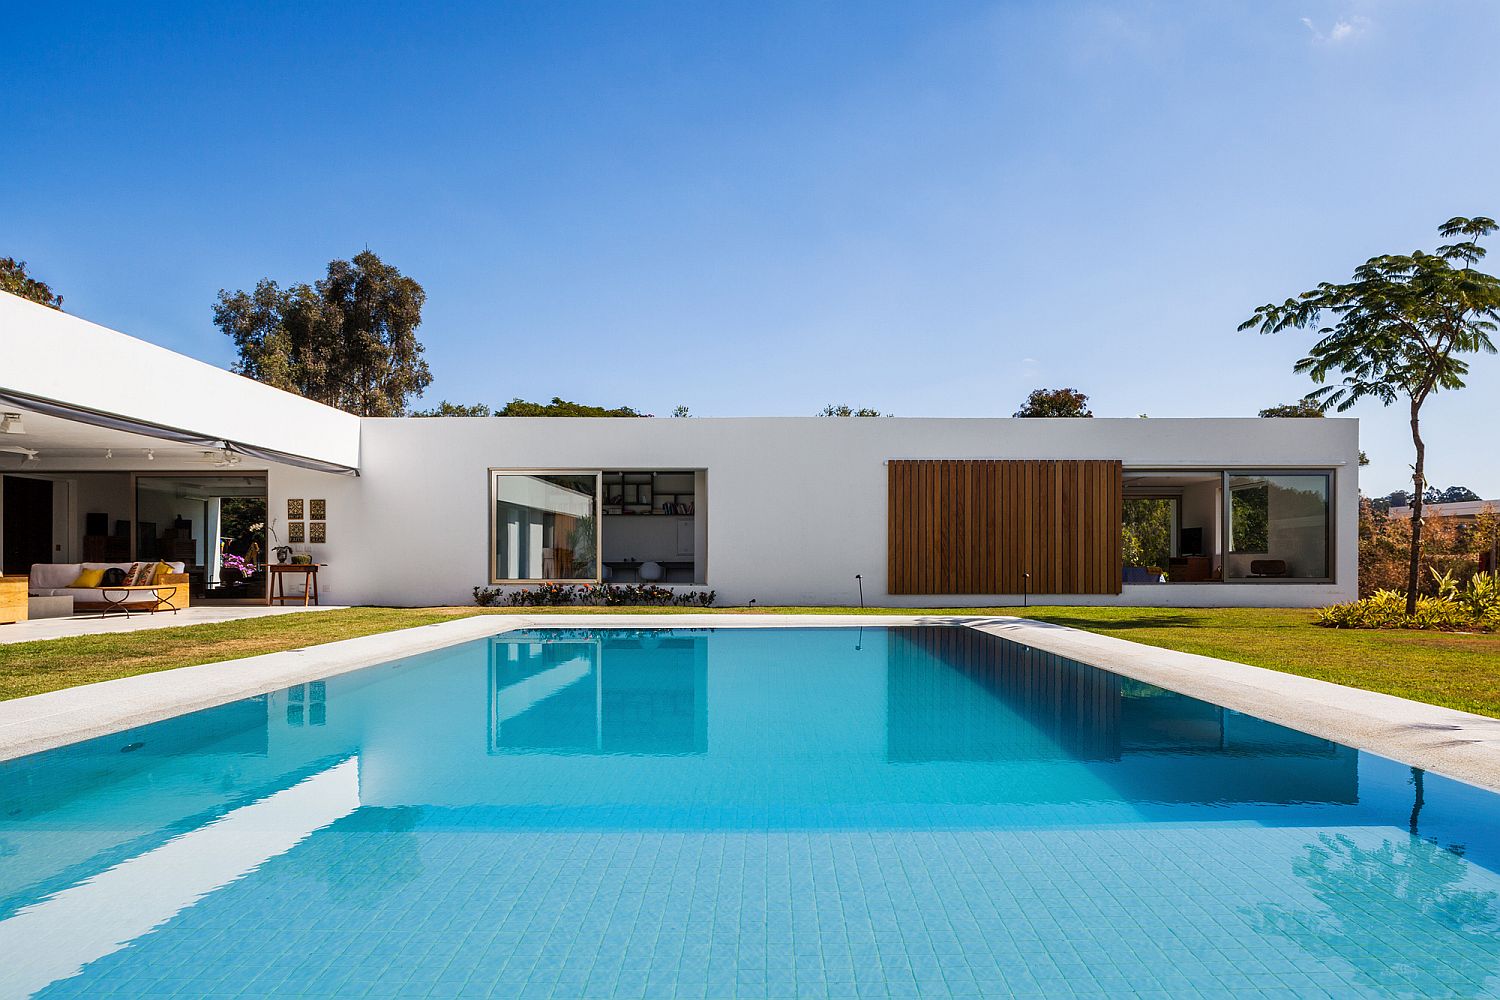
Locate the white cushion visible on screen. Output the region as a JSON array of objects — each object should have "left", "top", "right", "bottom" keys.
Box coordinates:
[{"left": 30, "top": 564, "right": 81, "bottom": 589}]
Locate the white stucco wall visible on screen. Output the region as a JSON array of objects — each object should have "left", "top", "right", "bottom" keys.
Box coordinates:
[{"left": 272, "top": 416, "right": 1359, "bottom": 609}]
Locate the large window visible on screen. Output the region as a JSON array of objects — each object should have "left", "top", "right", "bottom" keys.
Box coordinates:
[
  {"left": 491, "top": 472, "right": 599, "bottom": 582},
  {"left": 1123, "top": 469, "right": 1334, "bottom": 584},
  {"left": 1225, "top": 473, "right": 1330, "bottom": 580}
]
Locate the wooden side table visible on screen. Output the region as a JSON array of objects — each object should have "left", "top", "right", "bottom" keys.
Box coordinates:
[
  {"left": 1, "top": 575, "right": 29, "bottom": 624},
  {"left": 265, "top": 564, "right": 323, "bottom": 606}
]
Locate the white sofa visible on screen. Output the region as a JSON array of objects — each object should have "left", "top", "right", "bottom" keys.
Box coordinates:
[{"left": 29, "top": 562, "right": 191, "bottom": 610}]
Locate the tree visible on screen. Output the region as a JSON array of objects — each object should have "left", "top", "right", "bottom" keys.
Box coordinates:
[
  {"left": 672, "top": 405, "right": 691, "bottom": 418},
  {"left": 1435, "top": 485, "right": 1482, "bottom": 503},
  {"left": 1240, "top": 216, "right": 1500, "bottom": 613},
  {"left": 1014, "top": 388, "right": 1092, "bottom": 417},
  {"left": 818, "top": 404, "right": 886, "bottom": 416},
  {"left": 1258, "top": 400, "right": 1325, "bottom": 417},
  {"left": 214, "top": 250, "right": 432, "bottom": 416},
  {"left": 496, "top": 397, "right": 644, "bottom": 417},
  {"left": 1, "top": 257, "right": 63, "bottom": 309},
  {"left": 410, "top": 401, "right": 493, "bottom": 417},
  {"left": 1121, "top": 498, "right": 1173, "bottom": 570}
]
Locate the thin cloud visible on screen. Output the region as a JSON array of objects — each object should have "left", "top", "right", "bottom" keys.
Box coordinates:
[{"left": 1301, "top": 14, "right": 1371, "bottom": 44}]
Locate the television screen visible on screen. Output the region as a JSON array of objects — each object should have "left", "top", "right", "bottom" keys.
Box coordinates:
[{"left": 1179, "top": 527, "right": 1203, "bottom": 556}]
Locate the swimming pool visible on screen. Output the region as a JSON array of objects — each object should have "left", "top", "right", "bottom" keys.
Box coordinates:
[{"left": 2, "top": 625, "right": 1499, "bottom": 998}]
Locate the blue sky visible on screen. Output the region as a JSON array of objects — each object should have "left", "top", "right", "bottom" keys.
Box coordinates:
[{"left": 5, "top": 1, "right": 1499, "bottom": 496}]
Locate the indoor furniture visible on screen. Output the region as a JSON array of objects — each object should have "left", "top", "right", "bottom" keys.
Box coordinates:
[
  {"left": 97, "top": 584, "right": 181, "bottom": 618},
  {"left": 1168, "top": 556, "right": 1217, "bottom": 582},
  {"left": 1, "top": 575, "right": 28, "bottom": 624},
  {"left": 265, "top": 563, "right": 322, "bottom": 606},
  {"left": 29, "top": 562, "right": 192, "bottom": 612},
  {"left": 27, "top": 595, "right": 74, "bottom": 620}
]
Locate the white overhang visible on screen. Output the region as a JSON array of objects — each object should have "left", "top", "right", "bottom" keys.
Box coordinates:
[{"left": 0, "top": 292, "right": 361, "bottom": 474}]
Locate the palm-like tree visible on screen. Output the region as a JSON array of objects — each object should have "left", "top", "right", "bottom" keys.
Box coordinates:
[{"left": 1240, "top": 217, "right": 1500, "bottom": 613}]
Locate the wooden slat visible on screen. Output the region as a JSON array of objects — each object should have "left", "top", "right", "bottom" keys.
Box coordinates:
[{"left": 888, "top": 459, "right": 1123, "bottom": 596}]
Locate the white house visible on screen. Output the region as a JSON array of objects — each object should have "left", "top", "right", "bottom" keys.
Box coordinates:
[{"left": 0, "top": 291, "right": 1360, "bottom": 609}]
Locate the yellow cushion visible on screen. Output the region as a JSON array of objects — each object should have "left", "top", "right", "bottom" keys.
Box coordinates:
[
  {"left": 69, "top": 568, "right": 106, "bottom": 588},
  {"left": 151, "top": 562, "right": 174, "bottom": 585}
]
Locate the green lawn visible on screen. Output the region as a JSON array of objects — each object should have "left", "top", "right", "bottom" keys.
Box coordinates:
[{"left": 2, "top": 604, "right": 1498, "bottom": 716}]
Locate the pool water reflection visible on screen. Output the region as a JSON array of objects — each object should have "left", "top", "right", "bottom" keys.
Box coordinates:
[{"left": 2, "top": 626, "right": 1498, "bottom": 998}]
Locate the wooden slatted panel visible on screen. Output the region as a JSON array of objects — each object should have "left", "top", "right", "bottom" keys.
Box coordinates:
[{"left": 888, "top": 459, "right": 1122, "bottom": 595}]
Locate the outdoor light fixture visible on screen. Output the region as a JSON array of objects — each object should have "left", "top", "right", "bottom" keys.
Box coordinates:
[
  {"left": 105, "top": 448, "right": 113, "bottom": 459},
  {"left": 0, "top": 412, "right": 24, "bottom": 435},
  {"left": 146, "top": 449, "right": 155, "bottom": 461}
]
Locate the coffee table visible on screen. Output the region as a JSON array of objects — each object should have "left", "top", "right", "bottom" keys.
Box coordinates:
[{"left": 98, "top": 585, "right": 181, "bottom": 618}]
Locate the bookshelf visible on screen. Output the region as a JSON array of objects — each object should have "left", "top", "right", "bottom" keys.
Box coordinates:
[{"left": 602, "top": 471, "right": 696, "bottom": 516}]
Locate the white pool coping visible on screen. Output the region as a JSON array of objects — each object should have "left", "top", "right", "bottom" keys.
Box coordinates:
[{"left": 2, "top": 612, "right": 1499, "bottom": 794}]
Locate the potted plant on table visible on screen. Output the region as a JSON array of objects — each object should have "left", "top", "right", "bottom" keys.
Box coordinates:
[{"left": 220, "top": 553, "right": 258, "bottom": 588}]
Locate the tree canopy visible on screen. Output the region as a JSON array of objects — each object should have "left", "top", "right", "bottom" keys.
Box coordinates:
[
  {"left": 1258, "top": 400, "right": 1325, "bottom": 417},
  {"left": 1014, "top": 387, "right": 1092, "bottom": 417},
  {"left": 214, "top": 250, "right": 432, "bottom": 416},
  {"left": 1240, "top": 215, "right": 1500, "bottom": 611},
  {"left": 410, "top": 401, "right": 493, "bottom": 417},
  {"left": 1, "top": 257, "right": 63, "bottom": 309},
  {"left": 818, "top": 404, "right": 886, "bottom": 416},
  {"left": 496, "top": 397, "right": 645, "bottom": 417}
]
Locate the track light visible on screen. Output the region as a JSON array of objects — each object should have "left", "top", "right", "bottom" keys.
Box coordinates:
[
  {"left": 0, "top": 412, "right": 23, "bottom": 435},
  {"left": 146, "top": 449, "right": 155, "bottom": 461},
  {"left": 105, "top": 448, "right": 113, "bottom": 459}
]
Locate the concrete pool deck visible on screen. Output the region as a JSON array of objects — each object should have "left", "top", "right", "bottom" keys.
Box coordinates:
[{"left": 2, "top": 612, "right": 1499, "bottom": 794}]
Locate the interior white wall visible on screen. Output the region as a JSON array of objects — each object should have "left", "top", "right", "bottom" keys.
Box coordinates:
[
  {"left": 1180, "top": 481, "right": 1222, "bottom": 565},
  {"left": 273, "top": 417, "right": 1359, "bottom": 609}
]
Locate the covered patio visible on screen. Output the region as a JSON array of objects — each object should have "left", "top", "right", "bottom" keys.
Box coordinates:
[{"left": 0, "top": 293, "right": 360, "bottom": 625}]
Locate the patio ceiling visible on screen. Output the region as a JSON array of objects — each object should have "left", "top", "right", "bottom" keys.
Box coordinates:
[{"left": 0, "top": 407, "right": 255, "bottom": 473}]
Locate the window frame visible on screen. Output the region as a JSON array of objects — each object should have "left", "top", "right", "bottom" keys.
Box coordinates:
[
  {"left": 488, "top": 468, "right": 603, "bottom": 585},
  {"left": 1220, "top": 469, "right": 1335, "bottom": 584},
  {"left": 1121, "top": 467, "right": 1337, "bottom": 585}
]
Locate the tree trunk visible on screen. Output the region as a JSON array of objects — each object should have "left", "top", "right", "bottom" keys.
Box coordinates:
[{"left": 1406, "top": 399, "right": 1426, "bottom": 615}]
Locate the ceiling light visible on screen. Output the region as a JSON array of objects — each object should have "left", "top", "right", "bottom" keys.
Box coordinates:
[
  {"left": 0, "top": 412, "right": 23, "bottom": 435},
  {"left": 146, "top": 449, "right": 155, "bottom": 461},
  {"left": 105, "top": 448, "right": 113, "bottom": 459}
]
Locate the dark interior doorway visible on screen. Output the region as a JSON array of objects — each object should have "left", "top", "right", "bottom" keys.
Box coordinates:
[{"left": 2, "top": 475, "right": 54, "bottom": 574}]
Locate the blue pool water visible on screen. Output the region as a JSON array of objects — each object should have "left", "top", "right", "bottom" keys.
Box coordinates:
[{"left": 2, "top": 626, "right": 1500, "bottom": 998}]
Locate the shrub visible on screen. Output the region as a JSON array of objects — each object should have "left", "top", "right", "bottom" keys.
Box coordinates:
[
  {"left": 481, "top": 584, "right": 717, "bottom": 608},
  {"left": 1316, "top": 572, "right": 1499, "bottom": 631},
  {"left": 1357, "top": 499, "right": 1497, "bottom": 597}
]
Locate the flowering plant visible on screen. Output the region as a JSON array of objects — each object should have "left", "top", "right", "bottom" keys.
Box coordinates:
[{"left": 221, "top": 553, "right": 258, "bottom": 578}]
